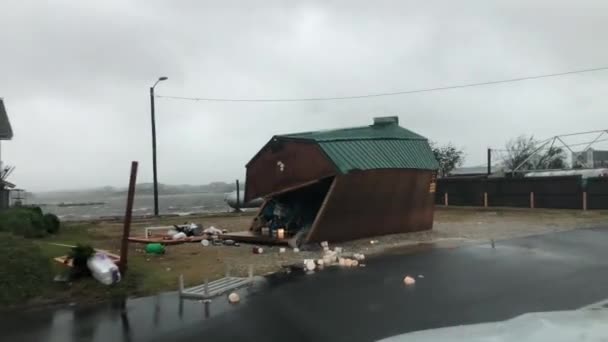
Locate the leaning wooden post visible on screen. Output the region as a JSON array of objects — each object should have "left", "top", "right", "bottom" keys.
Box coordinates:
[
  {"left": 234, "top": 179, "right": 242, "bottom": 213},
  {"left": 530, "top": 192, "right": 535, "bottom": 209},
  {"left": 483, "top": 192, "right": 488, "bottom": 208},
  {"left": 583, "top": 191, "right": 588, "bottom": 211},
  {"left": 119, "top": 161, "right": 138, "bottom": 275},
  {"left": 444, "top": 192, "right": 449, "bottom": 206}
]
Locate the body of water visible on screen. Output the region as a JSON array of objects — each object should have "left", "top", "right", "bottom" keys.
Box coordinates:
[{"left": 30, "top": 192, "right": 231, "bottom": 220}]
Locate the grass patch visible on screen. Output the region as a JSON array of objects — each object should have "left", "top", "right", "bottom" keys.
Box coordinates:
[
  {"left": 0, "top": 233, "right": 53, "bottom": 306},
  {"left": 2, "top": 212, "right": 257, "bottom": 308}
]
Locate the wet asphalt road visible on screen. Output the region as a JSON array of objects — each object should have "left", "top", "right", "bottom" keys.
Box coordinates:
[{"left": 4, "top": 226, "right": 608, "bottom": 342}]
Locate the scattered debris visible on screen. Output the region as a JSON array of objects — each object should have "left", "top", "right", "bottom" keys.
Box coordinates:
[
  {"left": 200, "top": 239, "right": 210, "bottom": 247},
  {"left": 323, "top": 250, "right": 337, "bottom": 265},
  {"left": 180, "top": 222, "right": 203, "bottom": 236},
  {"left": 228, "top": 292, "right": 240, "bottom": 304},
  {"left": 172, "top": 232, "right": 187, "bottom": 240},
  {"left": 277, "top": 228, "right": 286, "bottom": 239},
  {"left": 234, "top": 242, "right": 240, "bottom": 247},
  {"left": 204, "top": 226, "right": 223, "bottom": 235},
  {"left": 223, "top": 239, "right": 235, "bottom": 246},
  {"left": 145, "top": 243, "right": 166, "bottom": 255},
  {"left": 252, "top": 246, "right": 264, "bottom": 254},
  {"left": 293, "top": 248, "right": 300, "bottom": 253},
  {"left": 304, "top": 259, "right": 316, "bottom": 271},
  {"left": 351, "top": 259, "right": 359, "bottom": 267},
  {"left": 370, "top": 240, "right": 379, "bottom": 245},
  {"left": 88, "top": 253, "right": 121, "bottom": 285},
  {"left": 320, "top": 241, "right": 329, "bottom": 248},
  {"left": 359, "top": 264, "right": 366, "bottom": 267},
  {"left": 166, "top": 267, "right": 172, "bottom": 272},
  {"left": 403, "top": 276, "right": 416, "bottom": 286},
  {"left": 418, "top": 274, "right": 424, "bottom": 278},
  {"left": 353, "top": 253, "right": 365, "bottom": 261},
  {"left": 334, "top": 247, "right": 343, "bottom": 253},
  {"left": 279, "top": 247, "right": 286, "bottom": 253}
]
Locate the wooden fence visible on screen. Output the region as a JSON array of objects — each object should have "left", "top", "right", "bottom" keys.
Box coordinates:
[{"left": 435, "top": 175, "right": 608, "bottom": 210}]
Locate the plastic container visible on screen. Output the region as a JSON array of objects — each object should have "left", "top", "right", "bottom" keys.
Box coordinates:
[
  {"left": 87, "top": 253, "right": 121, "bottom": 285},
  {"left": 172, "top": 232, "right": 187, "bottom": 240},
  {"left": 145, "top": 243, "right": 166, "bottom": 254}
]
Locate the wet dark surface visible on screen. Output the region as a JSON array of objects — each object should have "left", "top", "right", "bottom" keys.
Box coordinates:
[{"left": 3, "top": 227, "right": 608, "bottom": 342}]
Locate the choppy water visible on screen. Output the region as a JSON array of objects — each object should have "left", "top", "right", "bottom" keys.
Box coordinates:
[{"left": 30, "top": 192, "right": 231, "bottom": 220}]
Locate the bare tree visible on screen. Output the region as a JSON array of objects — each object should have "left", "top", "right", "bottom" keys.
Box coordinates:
[{"left": 430, "top": 142, "right": 465, "bottom": 177}]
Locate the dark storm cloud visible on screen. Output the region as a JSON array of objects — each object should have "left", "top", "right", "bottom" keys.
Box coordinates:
[{"left": 1, "top": 0, "right": 608, "bottom": 191}]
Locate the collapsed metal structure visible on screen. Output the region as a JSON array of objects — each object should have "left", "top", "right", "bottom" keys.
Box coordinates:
[{"left": 511, "top": 129, "right": 608, "bottom": 172}]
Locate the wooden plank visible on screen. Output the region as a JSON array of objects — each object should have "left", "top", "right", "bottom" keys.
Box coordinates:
[
  {"left": 248, "top": 198, "right": 268, "bottom": 231},
  {"left": 54, "top": 251, "right": 120, "bottom": 268},
  {"left": 304, "top": 176, "right": 337, "bottom": 243},
  {"left": 221, "top": 231, "right": 290, "bottom": 246}
]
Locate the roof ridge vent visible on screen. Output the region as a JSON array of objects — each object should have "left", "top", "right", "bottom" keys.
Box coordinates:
[{"left": 373, "top": 116, "right": 398, "bottom": 126}]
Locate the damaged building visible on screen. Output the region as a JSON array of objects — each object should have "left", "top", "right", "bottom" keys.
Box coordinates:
[
  {"left": 244, "top": 116, "right": 439, "bottom": 245},
  {"left": 0, "top": 99, "right": 14, "bottom": 210}
]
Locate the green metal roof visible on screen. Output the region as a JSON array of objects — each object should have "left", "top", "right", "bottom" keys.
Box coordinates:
[
  {"left": 277, "top": 117, "right": 438, "bottom": 173},
  {"left": 281, "top": 122, "right": 425, "bottom": 141}
]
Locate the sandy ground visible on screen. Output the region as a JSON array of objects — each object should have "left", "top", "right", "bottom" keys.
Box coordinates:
[{"left": 63, "top": 207, "right": 608, "bottom": 292}]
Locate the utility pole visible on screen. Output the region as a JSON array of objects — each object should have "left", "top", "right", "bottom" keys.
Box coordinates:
[
  {"left": 487, "top": 148, "right": 492, "bottom": 175},
  {"left": 235, "top": 179, "right": 242, "bottom": 213},
  {"left": 149, "top": 77, "right": 168, "bottom": 216}
]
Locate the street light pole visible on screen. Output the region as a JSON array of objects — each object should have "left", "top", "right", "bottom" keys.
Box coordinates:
[{"left": 150, "top": 76, "right": 168, "bottom": 217}]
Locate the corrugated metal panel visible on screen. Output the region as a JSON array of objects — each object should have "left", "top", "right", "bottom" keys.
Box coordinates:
[
  {"left": 319, "top": 139, "right": 438, "bottom": 173},
  {"left": 280, "top": 123, "right": 425, "bottom": 141},
  {"left": 0, "top": 99, "right": 13, "bottom": 140}
]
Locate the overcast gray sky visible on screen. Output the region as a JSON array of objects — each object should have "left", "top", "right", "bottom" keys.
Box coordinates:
[{"left": 2, "top": 0, "right": 608, "bottom": 191}]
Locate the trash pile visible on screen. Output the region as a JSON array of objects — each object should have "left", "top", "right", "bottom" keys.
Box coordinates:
[
  {"left": 130, "top": 223, "right": 231, "bottom": 246},
  {"left": 54, "top": 244, "right": 122, "bottom": 286},
  {"left": 296, "top": 241, "right": 366, "bottom": 274},
  {"left": 167, "top": 223, "right": 205, "bottom": 240},
  {"left": 199, "top": 226, "right": 240, "bottom": 248},
  {"left": 252, "top": 199, "right": 318, "bottom": 246}
]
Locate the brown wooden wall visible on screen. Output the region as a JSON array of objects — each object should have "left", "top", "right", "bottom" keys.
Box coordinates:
[
  {"left": 306, "top": 169, "right": 435, "bottom": 243},
  {"left": 245, "top": 139, "right": 338, "bottom": 201}
]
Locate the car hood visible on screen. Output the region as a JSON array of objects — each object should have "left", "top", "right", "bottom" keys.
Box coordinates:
[{"left": 380, "top": 309, "right": 608, "bottom": 342}]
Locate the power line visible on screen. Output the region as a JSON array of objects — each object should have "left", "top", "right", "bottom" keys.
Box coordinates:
[
  {"left": 491, "top": 137, "right": 608, "bottom": 153},
  {"left": 155, "top": 65, "right": 608, "bottom": 103}
]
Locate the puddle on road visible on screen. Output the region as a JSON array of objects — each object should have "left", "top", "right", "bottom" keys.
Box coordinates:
[
  {"left": 384, "top": 239, "right": 470, "bottom": 256},
  {"left": 0, "top": 278, "right": 275, "bottom": 342}
]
